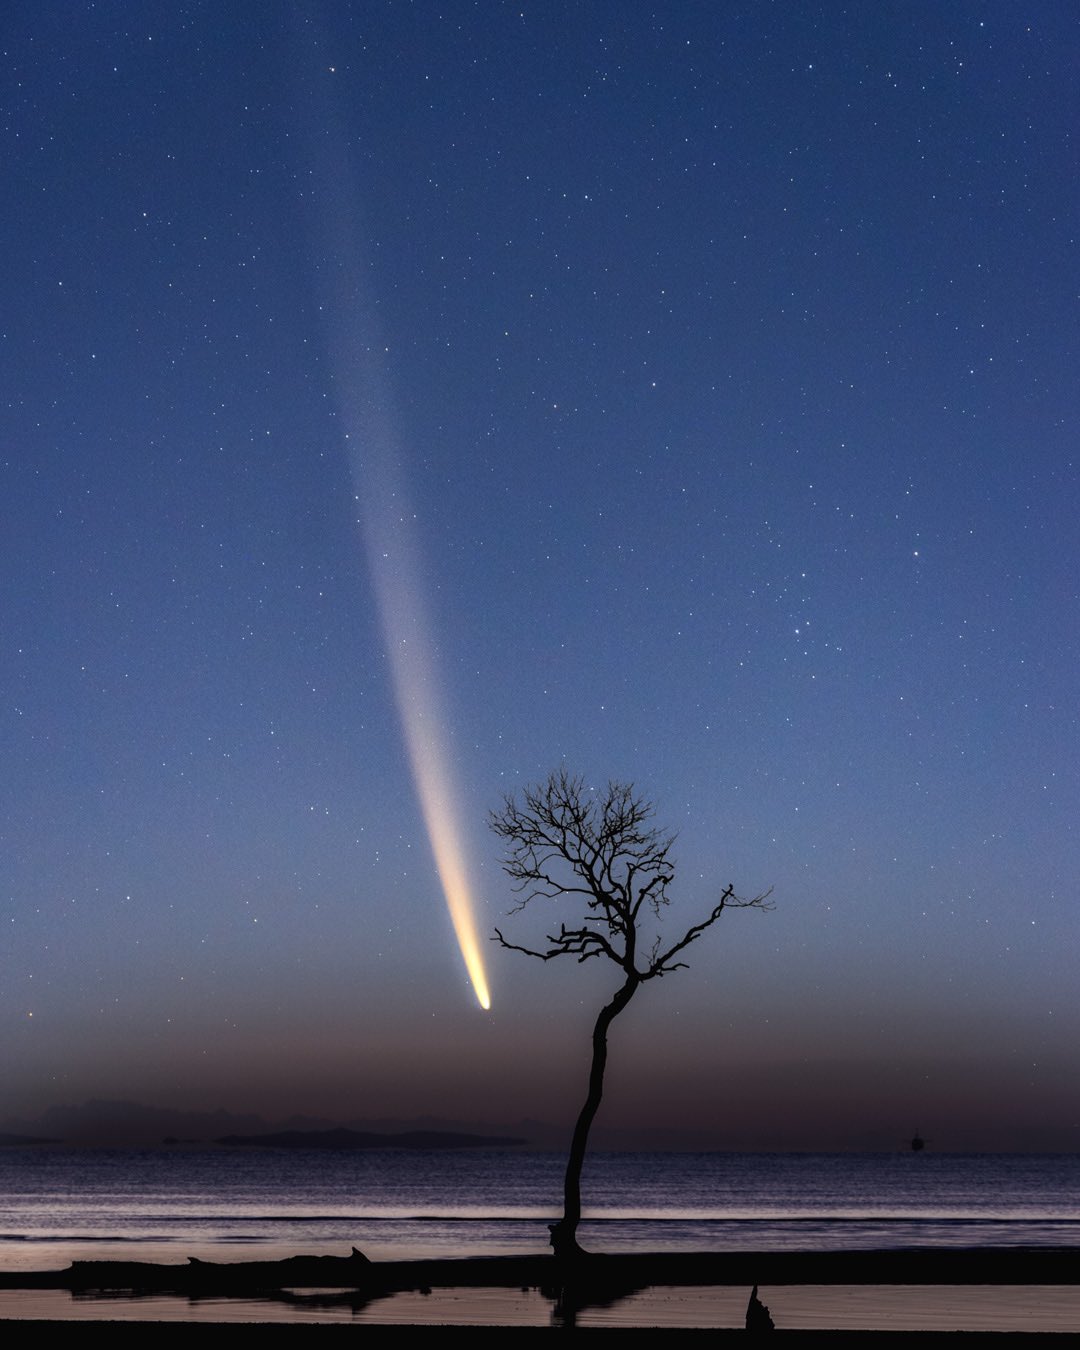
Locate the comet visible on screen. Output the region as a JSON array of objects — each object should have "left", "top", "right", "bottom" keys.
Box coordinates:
[
  {"left": 331, "top": 367, "right": 491, "bottom": 1013},
  {"left": 299, "top": 87, "right": 491, "bottom": 1011},
  {"left": 351, "top": 421, "right": 492, "bottom": 1013},
  {"left": 376, "top": 575, "right": 494, "bottom": 1014}
]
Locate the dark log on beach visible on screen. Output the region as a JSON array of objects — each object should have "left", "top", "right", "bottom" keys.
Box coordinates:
[
  {"left": 0, "top": 1246, "right": 1077, "bottom": 1297},
  {"left": 64, "top": 1249, "right": 374, "bottom": 1294}
]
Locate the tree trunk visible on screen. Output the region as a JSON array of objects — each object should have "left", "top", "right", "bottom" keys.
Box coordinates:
[{"left": 549, "top": 976, "right": 638, "bottom": 1259}]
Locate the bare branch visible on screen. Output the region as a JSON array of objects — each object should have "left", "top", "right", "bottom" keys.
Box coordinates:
[
  {"left": 493, "top": 922, "right": 622, "bottom": 966},
  {"left": 647, "top": 885, "right": 774, "bottom": 978},
  {"left": 491, "top": 927, "right": 554, "bottom": 961},
  {"left": 491, "top": 770, "right": 772, "bottom": 981}
]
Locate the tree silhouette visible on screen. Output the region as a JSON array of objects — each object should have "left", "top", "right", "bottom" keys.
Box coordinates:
[{"left": 490, "top": 769, "right": 772, "bottom": 1258}]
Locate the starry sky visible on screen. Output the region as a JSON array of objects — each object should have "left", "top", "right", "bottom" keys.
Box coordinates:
[{"left": 3, "top": 2, "right": 1077, "bottom": 1151}]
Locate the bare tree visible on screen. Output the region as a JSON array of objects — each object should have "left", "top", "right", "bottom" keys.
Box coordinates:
[{"left": 490, "top": 769, "right": 772, "bottom": 1259}]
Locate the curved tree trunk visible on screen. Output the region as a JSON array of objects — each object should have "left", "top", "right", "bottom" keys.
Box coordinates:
[{"left": 549, "top": 976, "right": 639, "bottom": 1259}]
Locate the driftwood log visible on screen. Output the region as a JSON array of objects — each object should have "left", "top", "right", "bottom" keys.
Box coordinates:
[{"left": 0, "top": 1246, "right": 1076, "bottom": 1295}]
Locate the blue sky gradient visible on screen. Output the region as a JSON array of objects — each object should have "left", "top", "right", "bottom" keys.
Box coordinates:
[{"left": 2, "top": 2, "right": 1076, "bottom": 1149}]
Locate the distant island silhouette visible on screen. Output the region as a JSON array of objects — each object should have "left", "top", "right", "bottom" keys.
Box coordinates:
[
  {"left": 5, "top": 1097, "right": 1069, "bottom": 1151},
  {"left": 216, "top": 1127, "right": 525, "bottom": 1150},
  {"left": 0, "top": 1100, "right": 537, "bottom": 1150}
]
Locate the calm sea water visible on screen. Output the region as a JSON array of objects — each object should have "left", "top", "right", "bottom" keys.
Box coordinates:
[
  {"left": 1, "top": 1149, "right": 1077, "bottom": 1327},
  {"left": 1, "top": 1147, "right": 1078, "bottom": 1266}
]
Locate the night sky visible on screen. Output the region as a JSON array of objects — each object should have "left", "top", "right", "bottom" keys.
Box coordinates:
[{"left": 3, "top": 2, "right": 1077, "bottom": 1151}]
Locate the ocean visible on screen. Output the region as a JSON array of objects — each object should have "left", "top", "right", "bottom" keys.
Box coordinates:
[{"left": 1, "top": 1148, "right": 1078, "bottom": 1328}]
